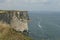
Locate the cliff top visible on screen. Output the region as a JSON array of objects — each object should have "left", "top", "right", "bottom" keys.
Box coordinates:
[
  {"left": 0, "top": 10, "right": 28, "bottom": 11},
  {"left": 0, "top": 10, "right": 28, "bottom": 13}
]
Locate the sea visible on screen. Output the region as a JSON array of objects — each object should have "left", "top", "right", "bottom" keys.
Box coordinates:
[{"left": 28, "top": 11, "right": 60, "bottom": 40}]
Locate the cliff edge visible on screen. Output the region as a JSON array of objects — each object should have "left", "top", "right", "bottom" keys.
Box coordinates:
[
  {"left": 0, "top": 10, "right": 29, "bottom": 32},
  {"left": 0, "top": 10, "right": 32, "bottom": 40}
]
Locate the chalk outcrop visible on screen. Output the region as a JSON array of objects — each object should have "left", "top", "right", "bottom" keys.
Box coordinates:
[{"left": 0, "top": 10, "right": 29, "bottom": 32}]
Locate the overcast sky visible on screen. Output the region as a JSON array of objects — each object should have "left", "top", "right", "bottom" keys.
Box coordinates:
[{"left": 0, "top": 0, "right": 60, "bottom": 11}]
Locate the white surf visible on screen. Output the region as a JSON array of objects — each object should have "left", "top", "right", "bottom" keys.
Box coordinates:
[{"left": 38, "top": 22, "right": 42, "bottom": 28}]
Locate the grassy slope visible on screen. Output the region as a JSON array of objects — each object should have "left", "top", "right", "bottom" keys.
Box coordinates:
[{"left": 0, "top": 22, "right": 32, "bottom": 40}]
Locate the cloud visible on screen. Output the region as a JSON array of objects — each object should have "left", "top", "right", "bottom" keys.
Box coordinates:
[
  {"left": 0, "top": 0, "right": 60, "bottom": 11},
  {"left": 6, "top": 0, "right": 12, "bottom": 2},
  {"left": 25, "top": 0, "right": 48, "bottom": 3},
  {"left": 0, "top": 0, "right": 5, "bottom": 3},
  {"left": 0, "top": 0, "right": 29, "bottom": 10}
]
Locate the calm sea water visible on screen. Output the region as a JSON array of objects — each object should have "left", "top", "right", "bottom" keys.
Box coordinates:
[{"left": 28, "top": 12, "right": 60, "bottom": 40}]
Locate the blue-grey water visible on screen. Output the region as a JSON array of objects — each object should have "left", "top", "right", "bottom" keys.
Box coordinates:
[{"left": 28, "top": 12, "right": 60, "bottom": 40}]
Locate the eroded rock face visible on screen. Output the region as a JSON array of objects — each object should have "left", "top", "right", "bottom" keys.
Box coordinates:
[
  {"left": 11, "top": 11, "right": 29, "bottom": 32},
  {"left": 0, "top": 10, "right": 29, "bottom": 32}
]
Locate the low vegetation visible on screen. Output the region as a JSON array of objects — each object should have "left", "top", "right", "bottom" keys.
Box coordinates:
[{"left": 0, "top": 21, "right": 32, "bottom": 40}]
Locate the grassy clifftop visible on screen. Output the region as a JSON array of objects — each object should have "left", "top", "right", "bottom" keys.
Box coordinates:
[{"left": 0, "top": 22, "right": 32, "bottom": 40}]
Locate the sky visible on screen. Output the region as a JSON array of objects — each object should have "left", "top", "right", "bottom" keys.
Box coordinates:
[{"left": 0, "top": 0, "right": 60, "bottom": 11}]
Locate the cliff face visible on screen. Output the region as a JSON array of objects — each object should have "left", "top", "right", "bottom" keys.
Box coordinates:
[{"left": 0, "top": 10, "right": 29, "bottom": 32}]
